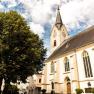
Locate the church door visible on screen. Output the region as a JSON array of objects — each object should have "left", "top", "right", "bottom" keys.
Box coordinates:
[{"left": 67, "top": 82, "right": 71, "bottom": 94}]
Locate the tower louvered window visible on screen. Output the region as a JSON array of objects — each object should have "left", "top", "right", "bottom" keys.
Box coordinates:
[
  {"left": 51, "top": 62, "right": 55, "bottom": 73},
  {"left": 54, "top": 40, "right": 56, "bottom": 47},
  {"left": 64, "top": 57, "right": 70, "bottom": 72},
  {"left": 82, "top": 51, "right": 93, "bottom": 77}
]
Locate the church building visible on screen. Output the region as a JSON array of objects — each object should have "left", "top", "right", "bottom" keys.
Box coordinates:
[{"left": 41, "top": 7, "right": 94, "bottom": 94}]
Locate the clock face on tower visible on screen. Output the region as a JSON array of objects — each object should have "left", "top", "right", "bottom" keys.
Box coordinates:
[{"left": 62, "top": 31, "right": 66, "bottom": 37}]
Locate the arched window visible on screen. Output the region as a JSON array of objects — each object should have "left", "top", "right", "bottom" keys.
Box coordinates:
[
  {"left": 39, "top": 79, "right": 41, "bottom": 83},
  {"left": 51, "top": 62, "right": 55, "bottom": 73},
  {"left": 82, "top": 51, "right": 93, "bottom": 77},
  {"left": 54, "top": 40, "right": 56, "bottom": 47},
  {"left": 64, "top": 57, "right": 70, "bottom": 72}
]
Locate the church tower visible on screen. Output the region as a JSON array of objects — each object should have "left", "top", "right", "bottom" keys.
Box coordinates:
[{"left": 50, "top": 7, "right": 69, "bottom": 53}]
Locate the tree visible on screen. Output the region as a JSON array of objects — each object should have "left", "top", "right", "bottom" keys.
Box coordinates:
[
  {"left": 3, "top": 84, "right": 19, "bottom": 94},
  {"left": 0, "top": 11, "right": 46, "bottom": 93}
]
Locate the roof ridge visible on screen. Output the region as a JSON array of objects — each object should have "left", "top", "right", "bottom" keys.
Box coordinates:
[
  {"left": 64, "top": 25, "right": 94, "bottom": 44},
  {"left": 71, "top": 25, "right": 94, "bottom": 38}
]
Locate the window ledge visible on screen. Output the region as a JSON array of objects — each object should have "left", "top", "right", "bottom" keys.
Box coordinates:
[
  {"left": 85, "top": 77, "right": 94, "bottom": 79},
  {"left": 50, "top": 73, "right": 54, "bottom": 75},
  {"left": 63, "top": 71, "right": 70, "bottom": 74},
  {"left": 92, "top": 48, "right": 94, "bottom": 50}
]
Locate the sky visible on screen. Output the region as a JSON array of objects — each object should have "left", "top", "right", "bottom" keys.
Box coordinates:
[{"left": 0, "top": 0, "right": 94, "bottom": 56}]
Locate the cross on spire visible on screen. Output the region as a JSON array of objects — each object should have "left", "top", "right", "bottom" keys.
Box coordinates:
[{"left": 57, "top": 5, "right": 60, "bottom": 10}]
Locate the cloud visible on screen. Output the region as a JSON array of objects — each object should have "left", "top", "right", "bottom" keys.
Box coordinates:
[
  {"left": 31, "top": 3, "right": 52, "bottom": 25},
  {"left": 60, "top": 0, "right": 94, "bottom": 31},
  {"left": 18, "top": 0, "right": 60, "bottom": 25},
  {"left": 29, "top": 22, "right": 45, "bottom": 38},
  {"left": 0, "top": 0, "right": 94, "bottom": 56},
  {"left": 1, "top": 0, "right": 94, "bottom": 32},
  {"left": 0, "top": 3, "right": 5, "bottom": 11},
  {"left": 1, "top": 0, "right": 17, "bottom": 8}
]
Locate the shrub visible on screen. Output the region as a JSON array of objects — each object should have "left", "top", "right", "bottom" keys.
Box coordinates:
[
  {"left": 3, "top": 84, "right": 19, "bottom": 94},
  {"left": 41, "top": 89, "right": 46, "bottom": 94},
  {"left": 75, "top": 88, "right": 83, "bottom": 94},
  {"left": 91, "top": 88, "right": 94, "bottom": 94},
  {"left": 51, "top": 90, "right": 55, "bottom": 94}
]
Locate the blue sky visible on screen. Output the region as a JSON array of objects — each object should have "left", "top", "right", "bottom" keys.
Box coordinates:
[{"left": 0, "top": 0, "right": 94, "bottom": 56}]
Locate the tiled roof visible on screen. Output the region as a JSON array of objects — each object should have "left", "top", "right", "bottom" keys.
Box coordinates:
[{"left": 46, "top": 25, "right": 94, "bottom": 62}]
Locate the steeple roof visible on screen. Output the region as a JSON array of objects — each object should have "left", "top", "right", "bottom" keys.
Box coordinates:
[{"left": 55, "top": 6, "right": 63, "bottom": 29}]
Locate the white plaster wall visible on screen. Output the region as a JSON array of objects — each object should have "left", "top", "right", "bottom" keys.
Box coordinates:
[
  {"left": 42, "top": 45, "right": 94, "bottom": 94},
  {"left": 72, "top": 82, "right": 78, "bottom": 94},
  {"left": 70, "top": 54, "right": 76, "bottom": 81},
  {"left": 59, "top": 58, "right": 64, "bottom": 83},
  {"left": 88, "top": 48, "right": 94, "bottom": 76},
  {"left": 50, "top": 25, "right": 68, "bottom": 53},
  {"left": 50, "top": 27, "right": 61, "bottom": 52},
  {"left": 76, "top": 45, "right": 94, "bottom": 94},
  {"left": 76, "top": 50, "right": 85, "bottom": 81},
  {"left": 47, "top": 62, "right": 52, "bottom": 93},
  {"left": 41, "top": 65, "right": 46, "bottom": 89}
]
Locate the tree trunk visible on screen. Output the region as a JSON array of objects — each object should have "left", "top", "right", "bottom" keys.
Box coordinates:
[
  {"left": 0, "top": 77, "right": 3, "bottom": 94},
  {"left": 2, "top": 78, "right": 10, "bottom": 94}
]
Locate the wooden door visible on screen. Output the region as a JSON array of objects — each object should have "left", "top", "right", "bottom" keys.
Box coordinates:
[{"left": 67, "top": 82, "right": 71, "bottom": 94}]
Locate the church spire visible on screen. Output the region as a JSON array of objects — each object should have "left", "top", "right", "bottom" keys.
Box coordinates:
[
  {"left": 50, "top": 5, "right": 69, "bottom": 53},
  {"left": 55, "top": 6, "right": 63, "bottom": 29}
]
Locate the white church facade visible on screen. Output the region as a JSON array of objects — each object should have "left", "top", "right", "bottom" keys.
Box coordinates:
[{"left": 41, "top": 7, "right": 94, "bottom": 94}]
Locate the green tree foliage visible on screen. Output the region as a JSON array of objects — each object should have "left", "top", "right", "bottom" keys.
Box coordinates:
[
  {"left": 92, "top": 88, "right": 94, "bottom": 94},
  {"left": 75, "top": 88, "right": 83, "bottom": 94},
  {"left": 0, "top": 11, "right": 46, "bottom": 93},
  {"left": 3, "top": 84, "right": 19, "bottom": 94}
]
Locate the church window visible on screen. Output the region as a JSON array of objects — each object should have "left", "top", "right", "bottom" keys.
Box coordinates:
[
  {"left": 82, "top": 51, "right": 93, "bottom": 77},
  {"left": 39, "top": 79, "right": 41, "bottom": 83},
  {"left": 54, "top": 40, "right": 56, "bottom": 46},
  {"left": 51, "top": 62, "right": 55, "bottom": 73},
  {"left": 64, "top": 57, "right": 70, "bottom": 72}
]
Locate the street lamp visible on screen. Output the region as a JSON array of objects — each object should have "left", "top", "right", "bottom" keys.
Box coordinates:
[
  {"left": 51, "top": 81, "right": 54, "bottom": 90},
  {"left": 87, "top": 82, "right": 91, "bottom": 93},
  {"left": 88, "top": 82, "right": 91, "bottom": 88},
  {"left": 51, "top": 81, "right": 55, "bottom": 94}
]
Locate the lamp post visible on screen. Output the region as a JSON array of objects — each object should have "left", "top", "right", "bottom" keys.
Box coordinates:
[
  {"left": 51, "top": 81, "right": 54, "bottom": 90},
  {"left": 88, "top": 82, "right": 91, "bottom": 93},
  {"left": 51, "top": 81, "right": 55, "bottom": 94},
  {"left": 88, "top": 82, "right": 91, "bottom": 88}
]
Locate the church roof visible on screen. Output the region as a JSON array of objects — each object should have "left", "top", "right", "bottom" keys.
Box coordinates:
[{"left": 46, "top": 25, "right": 94, "bottom": 62}]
